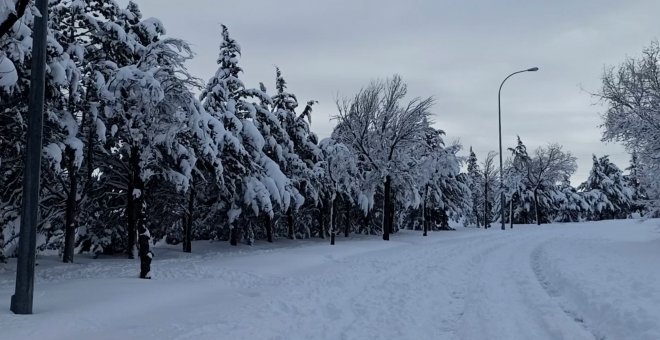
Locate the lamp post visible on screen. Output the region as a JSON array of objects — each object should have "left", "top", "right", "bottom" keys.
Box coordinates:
[
  {"left": 10, "top": 0, "right": 48, "bottom": 314},
  {"left": 498, "top": 67, "right": 538, "bottom": 231}
]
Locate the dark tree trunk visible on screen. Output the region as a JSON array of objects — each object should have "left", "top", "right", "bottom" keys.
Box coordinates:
[
  {"left": 389, "top": 195, "right": 396, "bottom": 234},
  {"left": 422, "top": 185, "right": 428, "bottom": 236},
  {"left": 138, "top": 223, "right": 152, "bottom": 279},
  {"left": 509, "top": 196, "right": 514, "bottom": 229},
  {"left": 245, "top": 222, "right": 254, "bottom": 246},
  {"left": 484, "top": 178, "right": 489, "bottom": 229},
  {"left": 126, "top": 147, "right": 142, "bottom": 259},
  {"left": 383, "top": 175, "right": 392, "bottom": 241},
  {"left": 63, "top": 60, "right": 79, "bottom": 263},
  {"left": 533, "top": 189, "right": 541, "bottom": 226},
  {"left": 344, "top": 196, "right": 350, "bottom": 237},
  {"left": 287, "top": 207, "right": 295, "bottom": 240},
  {"left": 330, "top": 194, "right": 336, "bottom": 245},
  {"left": 183, "top": 186, "right": 194, "bottom": 253},
  {"left": 265, "top": 214, "right": 273, "bottom": 243},
  {"left": 229, "top": 226, "right": 240, "bottom": 246},
  {"left": 422, "top": 202, "right": 428, "bottom": 237},
  {"left": 126, "top": 182, "right": 136, "bottom": 259},
  {"left": 62, "top": 147, "right": 78, "bottom": 263}
]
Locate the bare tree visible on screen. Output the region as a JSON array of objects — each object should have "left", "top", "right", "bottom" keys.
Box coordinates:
[
  {"left": 598, "top": 41, "right": 660, "bottom": 209},
  {"left": 525, "top": 144, "right": 577, "bottom": 225},
  {"left": 335, "top": 75, "right": 434, "bottom": 240}
]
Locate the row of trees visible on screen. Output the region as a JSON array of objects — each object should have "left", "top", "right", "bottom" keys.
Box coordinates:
[
  {"left": 0, "top": 0, "right": 472, "bottom": 264},
  {"left": 0, "top": 1, "right": 647, "bottom": 265},
  {"left": 465, "top": 137, "right": 638, "bottom": 227}
]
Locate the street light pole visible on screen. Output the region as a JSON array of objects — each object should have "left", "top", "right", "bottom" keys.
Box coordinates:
[
  {"left": 10, "top": 0, "right": 49, "bottom": 315},
  {"left": 498, "top": 67, "right": 538, "bottom": 231}
]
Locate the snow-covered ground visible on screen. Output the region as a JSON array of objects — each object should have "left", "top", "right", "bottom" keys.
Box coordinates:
[{"left": 1, "top": 219, "right": 660, "bottom": 340}]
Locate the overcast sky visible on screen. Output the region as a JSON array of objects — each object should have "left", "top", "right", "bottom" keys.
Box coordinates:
[{"left": 120, "top": 0, "right": 660, "bottom": 183}]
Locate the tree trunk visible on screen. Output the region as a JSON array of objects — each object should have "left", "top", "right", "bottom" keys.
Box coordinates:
[
  {"left": 265, "top": 214, "right": 273, "bottom": 243},
  {"left": 62, "top": 147, "right": 78, "bottom": 263},
  {"left": 344, "top": 195, "right": 350, "bottom": 237},
  {"left": 126, "top": 147, "right": 142, "bottom": 259},
  {"left": 330, "top": 193, "right": 336, "bottom": 245},
  {"left": 245, "top": 222, "right": 254, "bottom": 246},
  {"left": 183, "top": 186, "right": 194, "bottom": 252},
  {"left": 63, "top": 56, "right": 79, "bottom": 263},
  {"left": 389, "top": 194, "right": 396, "bottom": 234},
  {"left": 422, "top": 204, "right": 428, "bottom": 237},
  {"left": 287, "top": 207, "right": 295, "bottom": 240},
  {"left": 126, "top": 181, "right": 136, "bottom": 259},
  {"left": 138, "top": 223, "right": 152, "bottom": 279},
  {"left": 383, "top": 175, "right": 392, "bottom": 241},
  {"left": 509, "top": 196, "right": 514, "bottom": 229},
  {"left": 229, "top": 226, "right": 240, "bottom": 246},
  {"left": 533, "top": 189, "right": 541, "bottom": 226},
  {"left": 483, "top": 179, "right": 489, "bottom": 229}
]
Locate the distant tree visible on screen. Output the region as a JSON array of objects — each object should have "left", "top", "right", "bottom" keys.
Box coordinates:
[
  {"left": 525, "top": 144, "right": 577, "bottom": 225},
  {"left": 466, "top": 147, "right": 484, "bottom": 227},
  {"left": 579, "top": 155, "right": 633, "bottom": 220},
  {"left": 482, "top": 151, "right": 498, "bottom": 228},
  {"left": 552, "top": 177, "right": 588, "bottom": 222}
]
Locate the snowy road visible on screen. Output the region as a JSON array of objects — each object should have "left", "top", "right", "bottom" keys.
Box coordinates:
[{"left": 1, "top": 220, "right": 660, "bottom": 339}]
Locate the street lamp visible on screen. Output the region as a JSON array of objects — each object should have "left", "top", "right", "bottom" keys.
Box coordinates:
[
  {"left": 11, "top": 0, "right": 49, "bottom": 315},
  {"left": 498, "top": 67, "right": 538, "bottom": 231}
]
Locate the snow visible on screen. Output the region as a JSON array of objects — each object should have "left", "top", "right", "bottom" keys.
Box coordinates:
[
  {"left": 1, "top": 219, "right": 660, "bottom": 340},
  {"left": 0, "top": 54, "right": 18, "bottom": 88}
]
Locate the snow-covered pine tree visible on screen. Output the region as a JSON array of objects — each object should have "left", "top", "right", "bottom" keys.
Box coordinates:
[
  {"left": 551, "top": 177, "right": 588, "bottom": 222},
  {"left": 0, "top": 1, "right": 80, "bottom": 258},
  {"left": 45, "top": 0, "right": 121, "bottom": 262},
  {"left": 272, "top": 67, "right": 320, "bottom": 238},
  {"left": 481, "top": 151, "right": 498, "bottom": 228},
  {"left": 0, "top": 1, "right": 37, "bottom": 260},
  {"left": 201, "top": 25, "right": 295, "bottom": 244},
  {"left": 466, "top": 147, "right": 484, "bottom": 227},
  {"left": 579, "top": 155, "right": 633, "bottom": 220},
  {"left": 500, "top": 137, "right": 538, "bottom": 225}
]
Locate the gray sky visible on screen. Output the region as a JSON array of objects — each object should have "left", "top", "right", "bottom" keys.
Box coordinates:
[{"left": 121, "top": 0, "right": 660, "bottom": 183}]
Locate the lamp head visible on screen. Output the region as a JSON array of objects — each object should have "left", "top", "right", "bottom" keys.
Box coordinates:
[{"left": 527, "top": 67, "right": 539, "bottom": 72}]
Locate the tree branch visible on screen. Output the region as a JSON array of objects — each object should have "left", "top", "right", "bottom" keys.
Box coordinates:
[{"left": 0, "top": 0, "right": 31, "bottom": 39}]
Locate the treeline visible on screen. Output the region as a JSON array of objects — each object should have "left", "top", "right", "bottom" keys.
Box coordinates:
[
  {"left": 465, "top": 138, "right": 641, "bottom": 228},
  {"left": 0, "top": 1, "right": 648, "bottom": 264},
  {"left": 0, "top": 0, "right": 469, "bottom": 263}
]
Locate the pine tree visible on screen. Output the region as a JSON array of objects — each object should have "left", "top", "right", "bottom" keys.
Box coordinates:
[
  {"left": 201, "top": 25, "right": 295, "bottom": 244},
  {"left": 466, "top": 147, "right": 484, "bottom": 227},
  {"left": 579, "top": 155, "right": 633, "bottom": 220},
  {"left": 271, "top": 67, "right": 321, "bottom": 239}
]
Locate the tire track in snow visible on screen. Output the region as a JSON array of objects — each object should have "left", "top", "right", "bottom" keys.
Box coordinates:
[
  {"left": 456, "top": 231, "right": 595, "bottom": 340},
  {"left": 530, "top": 244, "right": 604, "bottom": 340}
]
